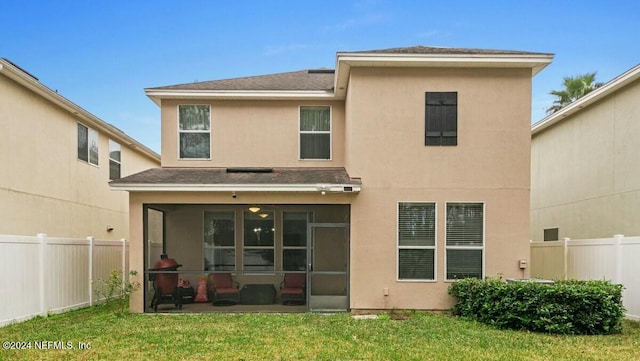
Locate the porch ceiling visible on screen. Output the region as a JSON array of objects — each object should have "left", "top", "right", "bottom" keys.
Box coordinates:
[{"left": 109, "top": 167, "right": 362, "bottom": 193}]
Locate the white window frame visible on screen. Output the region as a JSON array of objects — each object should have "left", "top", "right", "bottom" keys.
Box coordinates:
[
  {"left": 397, "top": 202, "right": 437, "bottom": 282},
  {"left": 445, "top": 202, "right": 485, "bottom": 281},
  {"left": 77, "top": 122, "right": 99, "bottom": 166},
  {"left": 203, "top": 210, "right": 236, "bottom": 272},
  {"left": 177, "top": 104, "right": 211, "bottom": 160},
  {"left": 299, "top": 105, "right": 332, "bottom": 160},
  {"left": 108, "top": 139, "right": 121, "bottom": 180}
]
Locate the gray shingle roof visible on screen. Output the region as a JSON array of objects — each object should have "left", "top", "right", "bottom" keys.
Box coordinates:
[
  {"left": 146, "top": 46, "right": 552, "bottom": 92},
  {"left": 147, "top": 69, "right": 335, "bottom": 92},
  {"left": 111, "top": 167, "right": 360, "bottom": 186}
]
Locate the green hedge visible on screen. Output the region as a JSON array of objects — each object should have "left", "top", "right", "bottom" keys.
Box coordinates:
[{"left": 448, "top": 278, "right": 624, "bottom": 335}]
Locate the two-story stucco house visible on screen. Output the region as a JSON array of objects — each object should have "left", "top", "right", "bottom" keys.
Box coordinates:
[
  {"left": 0, "top": 58, "right": 160, "bottom": 240},
  {"left": 111, "top": 46, "right": 553, "bottom": 313}
]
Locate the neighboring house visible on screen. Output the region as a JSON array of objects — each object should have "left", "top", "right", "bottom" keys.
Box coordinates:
[
  {"left": 0, "top": 58, "right": 160, "bottom": 240},
  {"left": 111, "top": 46, "right": 553, "bottom": 313},
  {"left": 531, "top": 64, "right": 640, "bottom": 241}
]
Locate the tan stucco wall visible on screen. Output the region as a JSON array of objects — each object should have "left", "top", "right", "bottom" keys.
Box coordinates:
[
  {"left": 531, "top": 80, "right": 640, "bottom": 240},
  {"left": 160, "top": 99, "right": 345, "bottom": 168},
  {"left": 0, "top": 73, "right": 159, "bottom": 239},
  {"left": 345, "top": 67, "right": 533, "bottom": 310},
  {"left": 130, "top": 66, "right": 534, "bottom": 312}
]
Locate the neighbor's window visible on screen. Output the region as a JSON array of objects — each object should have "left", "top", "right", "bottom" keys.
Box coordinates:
[
  {"left": 300, "top": 106, "right": 331, "bottom": 160},
  {"left": 398, "top": 202, "right": 436, "bottom": 280},
  {"left": 425, "top": 92, "right": 457, "bottom": 146},
  {"left": 544, "top": 228, "right": 559, "bottom": 242},
  {"left": 77, "top": 123, "right": 99, "bottom": 165},
  {"left": 283, "top": 211, "right": 309, "bottom": 271},
  {"left": 446, "top": 203, "right": 484, "bottom": 280},
  {"left": 109, "top": 140, "right": 121, "bottom": 180},
  {"left": 243, "top": 211, "right": 275, "bottom": 272},
  {"left": 204, "top": 211, "right": 235, "bottom": 271},
  {"left": 179, "top": 104, "right": 210, "bottom": 159}
]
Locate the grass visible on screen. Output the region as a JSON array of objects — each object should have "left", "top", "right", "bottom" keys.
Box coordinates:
[{"left": 0, "top": 305, "right": 639, "bottom": 360}]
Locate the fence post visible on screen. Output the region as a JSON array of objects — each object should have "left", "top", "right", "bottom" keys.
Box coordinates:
[
  {"left": 88, "top": 236, "right": 94, "bottom": 306},
  {"left": 613, "top": 234, "right": 623, "bottom": 284},
  {"left": 563, "top": 237, "right": 570, "bottom": 280},
  {"left": 37, "top": 233, "right": 48, "bottom": 317}
]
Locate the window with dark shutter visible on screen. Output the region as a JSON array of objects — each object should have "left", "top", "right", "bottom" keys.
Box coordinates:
[{"left": 425, "top": 92, "right": 457, "bottom": 146}]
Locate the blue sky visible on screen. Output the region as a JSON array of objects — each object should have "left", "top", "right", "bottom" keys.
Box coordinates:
[{"left": 2, "top": 0, "right": 639, "bottom": 153}]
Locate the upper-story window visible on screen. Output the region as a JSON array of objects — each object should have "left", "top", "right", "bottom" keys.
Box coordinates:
[
  {"left": 77, "top": 123, "right": 99, "bottom": 165},
  {"left": 299, "top": 106, "right": 331, "bottom": 160},
  {"left": 109, "top": 140, "right": 121, "bottom": 180},
  {"left": 425, "top": 92, "right": 457, "bottom": 146},
  {"left": 179, "top": 105, "right": 210, "bottom": 159}
]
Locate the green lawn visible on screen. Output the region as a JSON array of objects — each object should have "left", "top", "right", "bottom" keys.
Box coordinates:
[{"left": 1, "top": 305, "right": 639, "bottom": 360}]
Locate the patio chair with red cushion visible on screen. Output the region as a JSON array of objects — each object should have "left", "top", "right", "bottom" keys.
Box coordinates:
[
  {"left": 208, "top": 273, "right": 240, "bottom": 305},
  {"left": 280, "top": 273, "right": 306, "bottom": 305}
]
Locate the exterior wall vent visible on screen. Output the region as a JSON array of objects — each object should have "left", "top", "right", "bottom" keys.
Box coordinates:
[{"left": 226, "top": 167, "right": 273, "bottom": 173}]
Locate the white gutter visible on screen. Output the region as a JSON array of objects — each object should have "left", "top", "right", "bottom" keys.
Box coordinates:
[
  {"left": 145, "top": 89, "right": 337, "bottom": 106},
  {"left": 110, "top": 183, "right": 361, "bottom": 193}
]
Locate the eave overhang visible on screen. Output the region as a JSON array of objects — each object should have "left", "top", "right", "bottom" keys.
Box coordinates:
[
  {"left": 110, "top": 182, "right": 361, "bottom": 193},
  {"left": 532, "top": 63, "right": 640, "bottom": 135},
  {"left": 144, "top": 89, "right": 336, "bottom": 106},
  {"left": 333, "top": 52, "right": 554, "bottom": 99}
]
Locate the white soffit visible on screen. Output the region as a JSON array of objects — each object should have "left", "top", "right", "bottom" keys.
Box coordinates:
[
  {"left": 110, "top": 183, "right": 362, "bottom": 193},
  {"left": 144, "top": 89, "right": 336, "bottom": 105}
]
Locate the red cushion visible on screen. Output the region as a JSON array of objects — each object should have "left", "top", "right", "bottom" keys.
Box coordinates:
[
  {"left": 281, "top": 288, "right": 304, "bottom": 295},
  {"left": 216, "top": 287, "right": 239, "bottom": 295},
  {"left": 211, "top": 273, "right": 234, "bottom": 288},
  {"left": 284, "top": 273, "right": 305, "bottom": 288}
]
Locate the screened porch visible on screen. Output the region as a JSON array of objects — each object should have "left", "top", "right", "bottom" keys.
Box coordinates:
[{"left": 144, "top": 204, "right": 350, "bottom": 313}]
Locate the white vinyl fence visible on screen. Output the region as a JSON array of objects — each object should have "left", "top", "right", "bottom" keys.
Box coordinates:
[
  {"left": 530, "top": 235, "right": 640, "bottom": 320},
  {"left": 0, "top": 234, "right": 129, "bottom": 327}
]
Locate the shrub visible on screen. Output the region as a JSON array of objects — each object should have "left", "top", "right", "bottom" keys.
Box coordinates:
[
  {"left": 94, "top": 270, "right": 141, "bottom": 317},
  {"left": 448, "top": 278, "right": 624, "bottom": 335}
]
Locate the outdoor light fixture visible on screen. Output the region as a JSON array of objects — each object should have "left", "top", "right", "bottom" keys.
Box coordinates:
[
  {"left": 249, "top": 206, "right": 260, "bottom": 213},
  {"left": 258, "top": 213, "right": 269, "bottom": 219}
]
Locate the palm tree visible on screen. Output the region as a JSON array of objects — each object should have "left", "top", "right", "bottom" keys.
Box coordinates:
[{"left": 546, "top": 72, "right": 603, "bottom": 114}]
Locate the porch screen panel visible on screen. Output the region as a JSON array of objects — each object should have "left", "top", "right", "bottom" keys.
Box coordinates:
[
  {"left": 300, "top": 106, "right": 330, "bottom": 159},
  {"left": 204, "top": 211, "right": 235, "bottom": 271},
  {"left": 283, "top": 211, "right": 308, "bottom": 271},
  {"left": 446, "top": 203, "right": 484, "bottom": 280},
  {"left": 243, "top": 211, "right": 275, "bottom": 272},
  {"left": 398, "top": 202, "right": 436, "bottom": 280}
]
